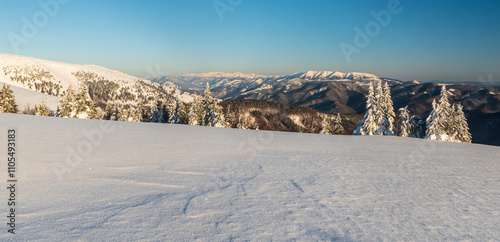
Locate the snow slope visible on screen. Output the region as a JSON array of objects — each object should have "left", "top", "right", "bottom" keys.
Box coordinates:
[
  {"left": 0, "top": 53, "right": 194, "bottom": 103},
  {"left": 0, "top": 81, "right": 60, "bottom": 110},
  {"left": 0, "top": 114, "right": 499, "bottom": 241},
  {"left": 0, "top": 53, "right": 140, "bottom": 90}
]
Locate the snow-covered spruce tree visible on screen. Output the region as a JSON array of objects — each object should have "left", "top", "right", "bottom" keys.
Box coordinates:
[
  {"left": 203, "top": 83, "right": 216, "bottom": 126},
  {"left": 334, "top": 113, "right": 344, "bottom": 134},
  {"left": 178, "top": 102, "right": 189, "bottom": 124},
  {"left": 87, "top": 103, "right": 101, "bottom": 120},
  {"left": 454, "top": 104, "right": 471, "bottom": 143},
  {"left": 373, "top": 81, "right": 385, "bottom": 133},
  {"left": 448, "top": 104, "right": 459, "bottom": 141},
  {"left": 425, "top": 86, "right": 453, "bottom": 141},
  {"left": 210, "top": 100, "right": 226, "bottom": 128},
  {"left": 58, "top": 85, "right": 76, "bottom": 118},
  {"left": 354, "top": 81, "right": 379, "bottom": 135},
  {"left": 140, "top": 100, "right": 151, "bottom": 122},
  {"left": 188, "top": 103, "right": 199, "bottom": 125},
  {"left": 168, "top": 99, "right": 179, "bottom": 124},
  {"left": 425, "top": 100, "right": 444, "bottom": 140},
  {"left": 160, "top": 99, "right": 169, "bottom": 123},
  {"left": 74, "top": 83, "right": 99, "bottom": 119},
  {"left": 118, "top": 106, "right": 129, "bottom": 122},
  {"left": 35, "top": 100, "right": 49, "bottom": 116},
  {"left": 0, "top": 84, "right": 19, "bottom": 113},
  {"left": 194, "top": 96, "right": 206, "bottom": 125},
  {"left": 320, "top": 114, "right": 333, "bottom": 135},
  {"left": 398, "top": 106, "right": 412, "bottom": 137},
  {"left": 150, "top": 99, "right": 164, "bottom": 123},
  {"left": 128, "top": 105, "right": 141, "bottom": 122},
  {"left": 378, "top": 82, "right": 395, "bottom": 135}
]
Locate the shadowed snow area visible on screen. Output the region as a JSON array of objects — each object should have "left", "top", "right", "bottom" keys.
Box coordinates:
[{"left": 0, "top": 114, "right": 499, "bottom": 241}]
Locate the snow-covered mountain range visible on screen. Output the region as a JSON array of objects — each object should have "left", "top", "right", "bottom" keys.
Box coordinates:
[
  {"left": 0, "top": 53, "right": 194, "bottom": 109},
  {"left": 154, "top": 70, "right": 386, "bottom": 92}
]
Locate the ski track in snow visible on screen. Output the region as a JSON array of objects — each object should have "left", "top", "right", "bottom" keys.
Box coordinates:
[{"left": 0, "top": 114, "right": 499, "bottom": 241}]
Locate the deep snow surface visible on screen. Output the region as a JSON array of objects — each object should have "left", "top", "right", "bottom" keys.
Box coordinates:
[{"left": 0, "top": 114, "right": 499, "bottom": 241}]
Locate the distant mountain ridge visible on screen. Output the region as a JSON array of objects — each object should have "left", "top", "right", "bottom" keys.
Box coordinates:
[
  {"left": 153, "top": 70, "right": 388, "bottom": 91},
  {"left": 178, "top": 70, "right": 380, "bottom": 80}
]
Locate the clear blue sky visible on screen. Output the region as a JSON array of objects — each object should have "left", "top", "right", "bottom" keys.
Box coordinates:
[{"left": 0, "top": 0, "right": 499, "bottom": 82}]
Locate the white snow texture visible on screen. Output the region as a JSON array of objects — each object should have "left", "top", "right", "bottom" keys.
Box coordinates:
[{"left": 0, "top": 114, "right": 499, "bottom": 241}]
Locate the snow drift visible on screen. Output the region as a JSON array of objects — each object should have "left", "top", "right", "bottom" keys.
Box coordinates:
[{"left": 0, "top": 114, "right": 498, "bottom": 240}]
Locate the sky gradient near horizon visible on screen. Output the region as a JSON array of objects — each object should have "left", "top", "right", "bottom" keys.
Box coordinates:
[{"left": 0, "top": 0, "right": 499, "bottom": 83}]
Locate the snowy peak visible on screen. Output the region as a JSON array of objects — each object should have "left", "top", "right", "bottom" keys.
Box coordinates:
[
  {"left": 180, "top": 70, "right": 380, "bottom": 82},
  {"left": 182, "top": 72, "right": 265, "bottom": 80},
  {"left": 292, "top": 71, "right": 380, "bottom": 81}
]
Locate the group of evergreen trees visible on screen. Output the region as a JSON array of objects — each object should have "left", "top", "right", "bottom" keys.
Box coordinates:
[
  {"left": 353, "top": 81, "right": 395, "bottom": 135},
  {"left": 100, "top": 83, "right": 227, "bottom": 128},
  {"left": 56, "top": 84, "right": 100, "bottom": 119},
  {"left": 184, "top": 83, "right": 227, "bottom": 127},
  {"left": 221, "top": 99, "right": 337, "bottom": 133},
  {"left": 425, "top": 86, "right": 471, "bottom": 143},
  {"left": 2, "top": 65, "right": 62, "bottom": 96},
  {"left": 355, "top": 81, "right": 471, "bottom": 143},
  {"left": 320, "top": 113, "right": 344, "bottom": 135}
]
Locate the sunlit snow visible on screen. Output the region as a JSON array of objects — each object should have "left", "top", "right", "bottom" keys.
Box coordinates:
[{"left": 0, "top": 114, "right": 498, "bottom": 240}]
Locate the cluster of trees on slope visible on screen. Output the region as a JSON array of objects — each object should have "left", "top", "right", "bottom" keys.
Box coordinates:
[
  {"left": 56, "top": 84, "right": 101, "bottom": 119},
  {"left": 0, "top": 81, "right": 226, "bottom": 129},
  {"left": 220, "top": 99, "right": 347, "bottom": 134},
  {"left": 2, "top": 65, "right": 63, "bottom": 96},
  {"left": 72, "top": 71, "right": 175, "bottom": 105},
  {"left": 100, "top": 83, "right": 226, "bottom": 127},
  {"left": 0, "top": 66, "right": 182, "bottom": 105},
  {"left": 354, "top": 81, "right": 471, "bottom": 143}
]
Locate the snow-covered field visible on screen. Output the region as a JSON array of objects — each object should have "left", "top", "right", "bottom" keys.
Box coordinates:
[{"left": 0, "top": 114, "right": 499, "bottom": 241}]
